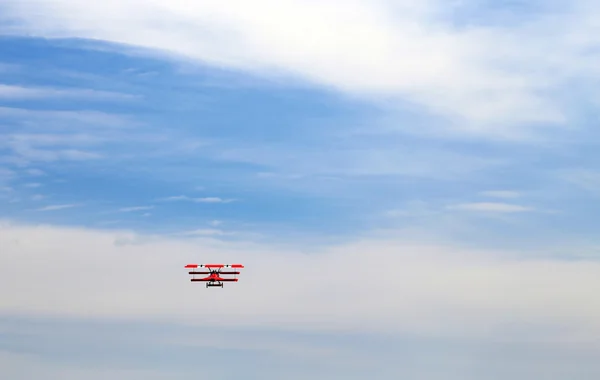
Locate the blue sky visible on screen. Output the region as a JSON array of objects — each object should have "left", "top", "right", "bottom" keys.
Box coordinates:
[
  {"left": 2, "top": 1, "right": 600, "bottom": 379},
  {"left": 1, "top": 34, "right": 598, "bottom": 247},
  {"left": 0, "top": 37, "right": 370, "bottom": 237}
]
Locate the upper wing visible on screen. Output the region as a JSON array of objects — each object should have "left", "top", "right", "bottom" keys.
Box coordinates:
[{"left": 185, "top": 264, "right": 244, "bottom": 268}]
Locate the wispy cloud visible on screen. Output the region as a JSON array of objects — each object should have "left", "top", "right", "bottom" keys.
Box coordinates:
[
  {"left": 0, "top": 108, "right": 140, "bottom": 165},
  {"left": 480, "top": 190, "right": 521, "bottom": 199},
  {"left": 559, "top": 168, "right": 600, "bottom": 194},
  {"left": 3, "top": 133, "right": 107, "bottom": 163},
  {"left": 0, "top": 106, "right": 135, "bottom": 128},
  {"left": 447, "top": 202, "right": 534, "bottom": 213},
  {"left": 197, "top": 197, "right": 235, "bottom": 203},
  {"left": 25, "top": 169, "right": 45, "bottom": 176},
  {"left": 0, "top": 168, "right": 15, "bottom": 185},
  {"left": 178, "top": 228, "right": 231, "bottom": 236},
  {"left": 118, "top": 206, "right": 154, "bottom": 212},
  {"left": 35, "top": 204, "right": 78, "bottom": 211},
  {"left": 159, "top": 195, "right": 236, "bottom": 204},
  {"left": 0, "top": 84, "right": 137, "bottom": 101},
  {"left": 214, "top": 142, "right": 504, "bottom": 180}
]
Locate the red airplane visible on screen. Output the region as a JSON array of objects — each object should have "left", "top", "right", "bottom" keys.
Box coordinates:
[{"left": 184, "top": 263, "right": 244, "bottom": 288}]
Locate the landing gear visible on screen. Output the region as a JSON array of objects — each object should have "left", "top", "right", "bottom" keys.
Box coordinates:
[{"left": 206, "top": 282, "right": 224, "bottom": 288}]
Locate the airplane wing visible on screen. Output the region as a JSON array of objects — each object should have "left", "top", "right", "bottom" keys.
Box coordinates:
[{"left": 185, "top": 264, "right": 244, "bottom": 268}]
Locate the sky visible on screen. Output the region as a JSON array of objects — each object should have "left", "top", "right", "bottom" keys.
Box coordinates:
[{"left": 1, "top": 0, "right": 600, "bottom": 379}]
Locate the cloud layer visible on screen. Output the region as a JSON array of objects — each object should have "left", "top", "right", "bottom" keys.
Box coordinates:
[
  {"left": 2, "top": 220, "right": 600, "bottom": 342},
  {"left": 2, "top": 0, "right": 600, "bottom": 139}
]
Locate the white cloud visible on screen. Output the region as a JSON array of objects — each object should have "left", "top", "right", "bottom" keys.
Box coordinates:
[
  {"left": 1, "top": 0, "right": 599, "bottom": 139},
  {"left": 118, "top": 206, "right": 154, "bottom": 212},
  {"left": 0, "top": 83, "right": 136, "bottom": 100},
  {"left": 257, "top": 172, "right": 305, "bottom": 180},
  {"left": 480, "top": 190, "right": 521, "bottom": 199},
  {"left": 214, "top": 143, "right": 504, "bottom": 180},
  {"left": 3, "top": 133, "right": 105, "bottom": 163},
  {"left": 0, "top": 106, "right": 135, "bottom": 128},
  {"left": 159, "top": 195, "right": 236, "bottom": 203},
  {"left": 0, "top": 109, "right": 140, "bottom": 164},
  {"left": 447, "top": 202, "right": 533, "bottom": 213},
  {"left": 195, "top": 197, "right": 235, "bottom": 203},
  {"left": 159, "top": 195, "right": 188, "bottom": 201},
  {"left": 25, "top": 168, "right": 46, "bottom": 176},
  {"left": 36, "top": 204, "right": 78, "bottom": 211},
  {"left": 1, "top": 220, "right": 599, "bottom": 342},
  {"left": 385, "top": 200, "right": 440, "bottom": 218},
  {"left": 560, "top": 168, "right": 600, "bottom": 194},
  {"left": 179, "top": 228, "right": 230, "bottom": 236},
  {"left": 9, "top": 134, "right": 107, "bottom": 146}
]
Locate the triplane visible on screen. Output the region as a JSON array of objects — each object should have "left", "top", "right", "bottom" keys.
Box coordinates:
[{"left": 184, "top": 263, "right": 244, "bottom": 288}]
